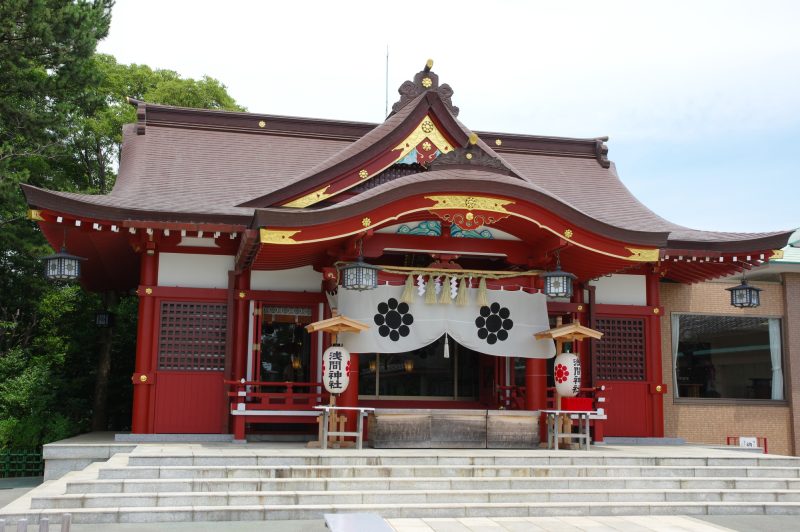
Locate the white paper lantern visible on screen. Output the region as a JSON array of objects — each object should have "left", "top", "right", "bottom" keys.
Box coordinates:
[
  {"left": 322, "top": 345, "right": 351, "bottom": 394},
  {"left": 554, "top": 351, "right": 581, "bottom": 398}
]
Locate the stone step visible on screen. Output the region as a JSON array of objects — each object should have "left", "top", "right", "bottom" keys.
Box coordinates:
[
  {"left": 95, "top": 464, "right": 800, "bottom": 480},
  {"left": 6, "top": 501, "right": 800, "bottom": 525},
  {"left": 64, "top": 475, "right": 800, "bottom": 494},
  {"left": 31, "top": 488, "right": 800, "bottom": 509},
  {"left": 125, "top": 453, "right": 800, "bottom": 468}
]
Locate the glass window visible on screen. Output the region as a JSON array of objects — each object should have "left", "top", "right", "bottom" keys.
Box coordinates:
[
  {"left": 359, "top": 335, "right": 479, "bottom": 399},
  {"left": 673, "top": 314, "right": 783, "bottom": 400}
]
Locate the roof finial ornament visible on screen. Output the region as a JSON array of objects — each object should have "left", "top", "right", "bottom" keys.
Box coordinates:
[{"left": 389, "top": 59, "right": 459, "bottom": 118}]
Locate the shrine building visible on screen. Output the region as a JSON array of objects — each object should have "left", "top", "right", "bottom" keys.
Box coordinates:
[{"left": 22, "top": 62, "right": 800, "bottom": 454}]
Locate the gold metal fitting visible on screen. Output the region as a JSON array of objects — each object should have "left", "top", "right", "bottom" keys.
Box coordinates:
[
  {"left": 563, "top": 229, "right": 574, "bottom": 238},
  {"left": 139, "top": 375, "right": 148, "bottom": 383},
  {"left": 466, "top": 212, "right": 474, "bottom": 221},
  {"left": 362, "top": 217, "right": 372, "bottom": 227},
  {"left": 656, "top": 385, "right": 663, "bottom": 392},
  {"left": 426, "top": 59, "right": 434, "bottom": 69},
  {"left": 577, "top": 305, "right": 584, "bottom": 311},
  {"left": 468, "top": 133, "right": 479, "bottom": 145},
  {"left": 653, "top": 308, "right": 660, "bottom": 314},
  {"left": 239, "top": 291, "right": 246, "bottom": 299},
  {"left": 358, "top": 169, "right": 368, "bottom": 179},
  {"left": 495, "top": 139, "right": 502, "bottom": 146},
  {"left": 421, "top": 77, "right": 432, "bottom": 88},
  {"left": 144, "top": 288, "right": 153, "bottom": 295},
  {"left": 465, "top": 153, "right": 473, "bottom": 160},
  {"left": 258, "top": 120, "right": 266, "bottom": 128}
]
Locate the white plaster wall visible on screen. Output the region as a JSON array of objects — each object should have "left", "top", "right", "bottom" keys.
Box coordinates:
[
  {"left": 589, "top": 274, "right": 647, "bottom": 305},
  {"left": 250, "top": 266, "right": 322, "bottom": 292},
  {"left": 157, "top": 253, "right": 234, "bottom": 289}
]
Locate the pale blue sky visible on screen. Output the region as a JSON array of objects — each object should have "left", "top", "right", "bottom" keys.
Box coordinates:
[{"left": 99, "top": 0, "right": 800, "bottom": 234}]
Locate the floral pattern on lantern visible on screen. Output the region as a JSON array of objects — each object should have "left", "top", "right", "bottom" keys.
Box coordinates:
[{"left": 554, "top": 351, "right": 581, "bottom": 397}]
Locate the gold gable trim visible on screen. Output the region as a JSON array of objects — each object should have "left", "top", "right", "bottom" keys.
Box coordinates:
[
  {"left": 626, "top": 247, "right": 661, "bottom": 262},
  {"left": 283, "top": 186, "right": 332, "bottom": 208},
  {"left": 425, "top": 195, "right": 514, "bottom": 214},
  {"left": 393, "top": 115, "right": 453, "bottom": 162},
  {"left": 260, "top": 229, "right": 301, "bottom": 244},
  {"left": 26, "top": 209, "right": 45, "bottom": 221},
  {"left": 770, "top": 249, "right": 785, "bottom": 260}
]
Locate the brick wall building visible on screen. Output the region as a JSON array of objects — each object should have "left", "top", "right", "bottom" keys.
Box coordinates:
[{"left": 661, "top": 275, "right": 797, "bottom": 455}]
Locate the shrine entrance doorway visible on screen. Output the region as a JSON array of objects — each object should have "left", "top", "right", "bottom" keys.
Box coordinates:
[{"left": 356, "top": 335, "right": 483, "bottom": 406}]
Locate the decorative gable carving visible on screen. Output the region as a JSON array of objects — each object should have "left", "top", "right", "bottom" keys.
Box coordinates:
[{"left": 391, "top": 59, "right": 459, "bottom": 117}]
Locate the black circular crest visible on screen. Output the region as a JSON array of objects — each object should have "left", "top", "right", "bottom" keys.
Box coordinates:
[
  {"left": 475, "top": 303, "right": 513, "bottom": 345},
  {"left": 374, "top": 298, "right": 413, "bottom": 341}
]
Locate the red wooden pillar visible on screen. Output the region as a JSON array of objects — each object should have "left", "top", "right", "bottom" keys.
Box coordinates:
[
  {"left": 646, "top": 268, "right": 665, "bottom": 437},
  {"left": 573, "top": 283, "right": 591, "bottom": 388},
  {"left": 338, "top": 352, "right": 360, "bottom": 437},
  {"left": 525, "top": 359, "right": 547, "bottom": 410},
  {"left": 526, "top": 358, "right": 547, "bottom": 443},
  {"left": 232, "top": 269, "right": 251, "bottom": 381},
  {"left": 132, "top": 242, "right": 158, "bottom": 434}
]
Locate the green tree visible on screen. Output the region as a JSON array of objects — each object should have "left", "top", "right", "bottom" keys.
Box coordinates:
[
  {"left": 71, "top": 54, "right": 245, "bottom": 193},
  {"left": 1, "top": 0, "right": 113, "bottom": 326},
  {"left": 1, "top": 2, "right": 243, "bottom": 445}
]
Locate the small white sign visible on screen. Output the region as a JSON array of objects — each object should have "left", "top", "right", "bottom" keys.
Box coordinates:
[
  {"left": 739, "top": 436, "right": 758, "bottom": 448},
  {"left": 322, "top": 345, "right": 351, "bottom": 394}
]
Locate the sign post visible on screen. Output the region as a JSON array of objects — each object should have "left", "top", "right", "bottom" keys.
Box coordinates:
[
  {"left": 305, "top": 314, "right": 369, "bottom": 448},
  {"left": 535, "top": 321, "right": 604, "bottom": 448}
]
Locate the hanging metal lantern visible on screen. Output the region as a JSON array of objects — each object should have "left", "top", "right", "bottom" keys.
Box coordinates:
[
  {"left": 542, "top": 250, "right": 576, "bottom": 298},
  {"left": 541, "top": 268, "right": 576, "bottom": 298},
  {"left": 726, "top": 278, "right": 761, "bottom": 308},
  {"left": 43, "top": 247, "right": 86, "bottom": 281},
  {"left": 403, "top": 359, "right": 414, "bottom": 372},
  {"left": 95, "top": 310, "right": 114, "bottom": 328},
  {"left": 340, "top": 258, "right": 380, "bottom": 291}
]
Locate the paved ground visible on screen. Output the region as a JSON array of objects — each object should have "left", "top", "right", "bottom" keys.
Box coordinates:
[
  {"left": 4, "top": 516, "right": 799, "bottom": 531},
  {"left": 0, "top": 477, "right": 41, "bottom": 510}
]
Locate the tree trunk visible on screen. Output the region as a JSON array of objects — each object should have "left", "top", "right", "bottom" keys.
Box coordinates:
[
  {"left": 96, "top": 142, "right": 107, "bottom": 194},
  {"left": 91, "top": 291, "right": 117, "bottom": 431}
]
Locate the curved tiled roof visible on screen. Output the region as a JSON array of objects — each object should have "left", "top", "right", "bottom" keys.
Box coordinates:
[{"left": 21, "top": 92, "right": 795, "bottom": 252}]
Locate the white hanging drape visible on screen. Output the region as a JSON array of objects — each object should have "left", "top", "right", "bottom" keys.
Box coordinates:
[
  {"left": 769, "top": 318, "right": 784, "bottom": 400},
  {"left": 671, "top": 314, "right": 681, "bottom": 397},
  {"left": 338, "top": 285, "right": 555, "bottom": 359}
]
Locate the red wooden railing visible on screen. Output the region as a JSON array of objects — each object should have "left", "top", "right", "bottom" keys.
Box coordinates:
[
  {"left": 496, "top": 385, "right": 526, "bottom": 410},
  {"left": 225, "top": 380, "right": 330, "bottom": 411}
]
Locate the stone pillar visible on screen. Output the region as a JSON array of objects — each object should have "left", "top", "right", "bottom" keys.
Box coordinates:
[
  {"left": 783, "top": 273, "right": 800, "bottom": 456},
  {"left": 132, "top": 242, "right": 158, "bottom": 434}
]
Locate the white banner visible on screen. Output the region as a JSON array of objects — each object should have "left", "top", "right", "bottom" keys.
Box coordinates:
[{"left": 338, "top": 285, "right": 555, "bottom": 359}]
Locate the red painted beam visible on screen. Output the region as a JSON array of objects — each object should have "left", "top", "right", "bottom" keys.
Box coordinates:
[{"left": 362, "top": 233, "right": 534, "bottom": 264}]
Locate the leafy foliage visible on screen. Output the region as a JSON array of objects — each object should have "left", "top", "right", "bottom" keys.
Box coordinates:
[{"left": 0, "top": 3, "right": 243, "bottom": 448}]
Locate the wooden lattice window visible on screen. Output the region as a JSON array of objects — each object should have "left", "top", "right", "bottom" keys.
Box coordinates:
[
  {"left": 594, "top": 318, "right": 646, "bottom": 381},
  {"left": 158, "top": 302, "right": 227, "bottom": 371}
]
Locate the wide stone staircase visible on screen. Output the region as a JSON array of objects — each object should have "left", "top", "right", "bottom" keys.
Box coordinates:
[{"left": 3, "top": 446, "right": 800, "bottom": 524}]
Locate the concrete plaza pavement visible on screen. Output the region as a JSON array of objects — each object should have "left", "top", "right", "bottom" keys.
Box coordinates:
[{"left": 3, "top": 515, "right": 798, "bottom": 531}]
